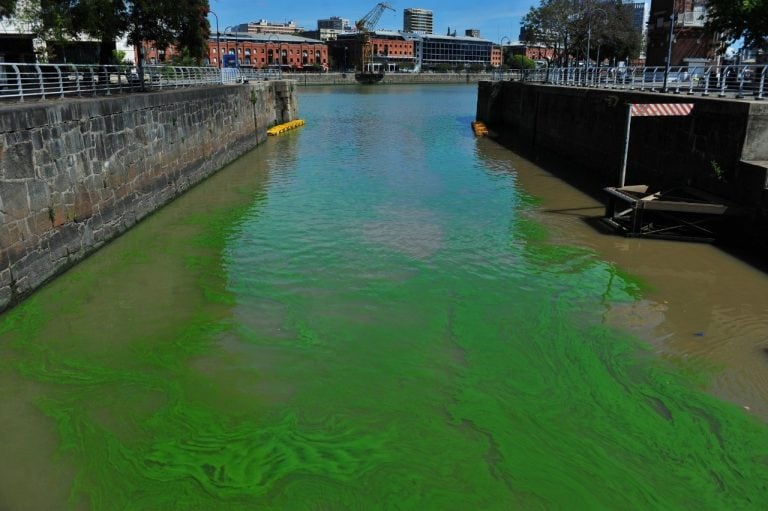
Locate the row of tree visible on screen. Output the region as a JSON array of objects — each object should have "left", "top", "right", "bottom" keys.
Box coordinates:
[
  {"left": 521, "top": 0, "right": 768, "bottom": 67},
  {"left": 2, "top": 0, "right": 211, "bottom": 64},
  {"left": 520, "top": 0, "right": 641, "bottom": 66},
  {"left": 1, "top": 0, "right": 765, "bottom": 67}
]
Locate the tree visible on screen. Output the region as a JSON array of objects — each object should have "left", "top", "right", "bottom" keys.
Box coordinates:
[
  {"left": 706, "top": 0, "right": 768, "bottom": 52},
  {"left": 17, "top": 0, "right": 76, "bottom": 62},
  {"left": 507, "top": 54, "right": 536, "bottom": 70},
  {"left": 170, "top": 0, "right": 210, "bottom": 64},
  {"left": 521, "top": 0, "right": 641, "bottom": 66},
  {"left": 521, "top": 0, "right": 579, "bottom": 66},
  {"left": 0, "top": 0, "right": 16, "bottom": 18},
  {"left": 30, "top": 0, "right": 211, "bottom": 65}
]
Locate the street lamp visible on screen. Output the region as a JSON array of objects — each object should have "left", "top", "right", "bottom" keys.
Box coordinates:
[
  {"left": 500, "top": 36, "right": 510, "bottom": 79},
  {"left": 663, "top": 12, "right": 676, "bottom": 92},
  {"left": 209, "top": 10, "right": 220, "bottom": 68},
  {"left": 585, "top": 7, "right": 607, "bottom": 85}
]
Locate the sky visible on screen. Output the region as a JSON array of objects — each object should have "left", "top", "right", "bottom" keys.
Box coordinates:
[{"left": 208, "top": 0, "right": 536, "bottom": 42}]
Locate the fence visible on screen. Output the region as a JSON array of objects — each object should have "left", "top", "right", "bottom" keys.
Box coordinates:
[
  {"left": 494, "top": 64, "right": 767, "bottom": 100},
  {"left": 0, "top": 63, "right": 283, "bottom": 102}
]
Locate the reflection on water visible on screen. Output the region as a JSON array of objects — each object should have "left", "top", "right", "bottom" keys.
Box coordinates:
[
  {"left": 1, "top": 85, "right": 768, "bottom": 509},
  {"left": 475, "top": 140, "right": 768, "bottom": 417}
]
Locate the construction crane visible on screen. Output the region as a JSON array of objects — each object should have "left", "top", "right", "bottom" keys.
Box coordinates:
[{"left": 355, "top": 2, "right": 395, "bottom": 83}]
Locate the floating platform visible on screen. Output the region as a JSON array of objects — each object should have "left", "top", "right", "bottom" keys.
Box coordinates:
[
  {"left": 355, "top": 72, "right": 385, "bottom": 84},
  {"left": 471, "top": 121, "right": 489, "bottom": 136},
  {"left": 267, "top": 119, "right": 305, "bottom": 136},
  {"left": 602, "top": 185, "right": 741, "bottom": 242}
]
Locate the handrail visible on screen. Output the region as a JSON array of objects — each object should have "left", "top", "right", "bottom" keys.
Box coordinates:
[
  {"left": 0, "top": 63, "right": 280, "bottom": 102},
  {"left": 495, "top": 63, "right": 765, "bottom": 101}
]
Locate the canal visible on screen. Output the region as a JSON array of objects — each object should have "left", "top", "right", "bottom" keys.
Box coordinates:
[{"left": 1, "top": 84, "right": 768, "bottom": 509}]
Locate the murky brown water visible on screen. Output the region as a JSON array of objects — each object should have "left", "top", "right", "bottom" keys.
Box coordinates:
[{"left": 477, "top": 138, "right": 768, "bottom": 419}]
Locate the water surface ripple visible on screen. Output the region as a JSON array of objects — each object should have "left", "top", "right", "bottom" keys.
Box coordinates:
[{"left": 1, "top": 85, "right": 768, "bottom": 510}]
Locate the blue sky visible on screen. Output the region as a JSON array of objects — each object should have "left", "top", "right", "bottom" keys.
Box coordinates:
[{"left": 209, "top": 0, "right": 536, "bottom": 42}]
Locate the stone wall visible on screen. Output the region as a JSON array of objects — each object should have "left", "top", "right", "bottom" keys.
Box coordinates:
[
  {"left": 0, "top": 81, "right": 297, "bottom": 311},
  {"left": 476, "top": 81, "right": 768, "bottom": 247}
]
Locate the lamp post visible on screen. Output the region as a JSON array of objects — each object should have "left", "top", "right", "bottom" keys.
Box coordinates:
[
  {"left": 500, "top": 36, "right": 510, "bottom": 79},
  {"left": 663, "top": 12, "right": 676, "bottom": 92},
  {"left": 233, "top": 27, "right": 240, "bottom": 67},
  {"left": 584, "top": 7, "right": 607, "bottom": 85},
  {"left": 209, "top": 10, "right": 220, "bottom": 68}
]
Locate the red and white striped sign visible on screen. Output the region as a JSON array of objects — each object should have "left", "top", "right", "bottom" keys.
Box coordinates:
[{"left": 630, "top": 103, "right": 694, "bottom": 117}]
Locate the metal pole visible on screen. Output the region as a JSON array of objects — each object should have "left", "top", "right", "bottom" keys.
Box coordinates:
[
  {"left": 663, "top": 12, "right": 675, "bottom": 92},
  {"left": 620, "top": 103, "right": 632, "bottom": 187},
  {"left": 209, "top": 10, "right": 220, "bottom": 69},
  {"left": 585, "top": 21, "right": 592, "bottom": 85}
]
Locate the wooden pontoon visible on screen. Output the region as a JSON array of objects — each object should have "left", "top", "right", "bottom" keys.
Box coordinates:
[{"left": 602, "top": 185, "right": 741, "bottom": 242}]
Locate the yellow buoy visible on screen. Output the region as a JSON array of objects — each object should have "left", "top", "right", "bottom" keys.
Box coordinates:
[
  {"left": 471, "top": 121, "right": 488, "bottom": 137},
  {"left": 267, "top": 119, "right": 306, "bottom": 136}
]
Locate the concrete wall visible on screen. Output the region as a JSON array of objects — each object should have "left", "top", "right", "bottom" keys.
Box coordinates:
[
  {"left": 293, "top": 72, "right": 498, "bottom": 86},
  {"left": 0, "top": 81, "right": 297, "bottom": 311},
  {"left": 476, "top": 81, "right": 768, "bottom": 244}
]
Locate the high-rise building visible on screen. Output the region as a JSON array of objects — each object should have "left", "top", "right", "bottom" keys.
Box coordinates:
[
  {"left": 318, "top": 17, "right": 351, "bottom": 31},
  {"left": 404, "top": 8, "right": 433, "bottom": 34},
  {"left": 316, "top": 17, "right": 352, "bottom": 41},
  {"left": 632, "top": 2, "right": 650, "bottom": 35}
]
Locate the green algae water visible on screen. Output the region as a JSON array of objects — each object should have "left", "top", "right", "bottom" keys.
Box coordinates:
[{"left": 2, "top": 84, "right": 768, "bottom": 510}]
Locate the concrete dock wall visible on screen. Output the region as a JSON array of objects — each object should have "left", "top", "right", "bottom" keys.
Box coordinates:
[
  {"left": 292, "top": 72, "right": 498, "bottom": 86},
  {"left": 476, "top": 81, "right": 768, "bottom": 247},
  {"left": 0, "top": 81, "right": 297, "bottom": 311}
]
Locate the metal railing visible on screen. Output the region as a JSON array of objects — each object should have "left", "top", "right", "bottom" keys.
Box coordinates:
[
  {"left": 0, "top": 63, "right": 283, "bottom": 102},
  {"left": 495, "top": 64, "right": 767, "bottom": 101}
]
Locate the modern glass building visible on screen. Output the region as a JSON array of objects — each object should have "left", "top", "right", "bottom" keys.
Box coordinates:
[{"left": 405, "top": 33, "right": 500, "bottom": 70}]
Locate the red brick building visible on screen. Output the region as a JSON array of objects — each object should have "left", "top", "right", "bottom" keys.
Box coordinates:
[
  {"left": 207, "top": 34, "right": 328, "bottom": 70},
  {"left": 506, "top": 43, "right": 557, "bottom": 63},
  {"left": 329, "top": 32, "right": 415, "bottom": 71},
  {"left": 645, "top": 0, "right": 719, "bottom": 66},
  {"left": 137, "top": 34, "right": 328, "bottom": 70}
]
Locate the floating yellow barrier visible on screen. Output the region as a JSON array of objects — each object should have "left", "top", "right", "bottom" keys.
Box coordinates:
[
  {"left": 471, "top": 120, "right": 488, "bottom": 136},
  {"left": 267, "top": 119, "right": 306, "bottom": 136}
]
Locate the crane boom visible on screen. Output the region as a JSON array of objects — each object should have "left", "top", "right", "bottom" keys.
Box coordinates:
[
  {"left": 355, "top": 2, "right": 395, "bottom": 32},
  {"left": 354, "top": 2, "right": 396, "bottom": 83}
]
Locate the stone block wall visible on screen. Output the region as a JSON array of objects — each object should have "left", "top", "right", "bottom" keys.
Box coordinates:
[{"left": 0, "top": 81, "right": 297, "bottom": 311}]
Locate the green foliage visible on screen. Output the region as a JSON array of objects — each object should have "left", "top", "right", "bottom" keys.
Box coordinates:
[
  {"left": 169, "top": 48, "right": 199, "bottom": 66},
  {"left": 710, "top": 160, "right": 726, "bottom": 182},
  {"left": 707, "top": 0, "right": 768, "bottom": 51},
  {"left": 24, "top": 0, "right": 210, "bottom": 64},
  {"left": 111, "top": 48, "right": 131, "bottom": 64},
  {"left": 506, "top": 54, "right": 535, "bottom": 70},
  {"left": 521, "top": 0, "right": 641, "bottom": 65},
  {"left": 0, "top": 0, "right": 16, "bottom": 18}
]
